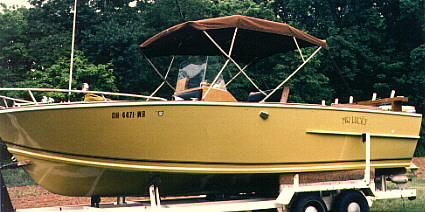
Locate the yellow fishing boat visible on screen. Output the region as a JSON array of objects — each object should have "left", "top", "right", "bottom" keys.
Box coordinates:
[{"left": 0, "top": 15, "right": 421, "bottom": 198}]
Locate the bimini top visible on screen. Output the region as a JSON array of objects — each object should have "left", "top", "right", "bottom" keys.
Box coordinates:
[{"left": 140, "top": 15, "right": 328, "bottom": 63}]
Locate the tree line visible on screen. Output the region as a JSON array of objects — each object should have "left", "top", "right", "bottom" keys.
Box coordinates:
[{"left": 0, "top": 0, "right": 423, "bottom": 154}]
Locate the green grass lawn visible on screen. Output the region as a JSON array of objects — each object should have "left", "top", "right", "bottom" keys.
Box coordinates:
[
  {"left": 1, "top": 168, "right": 35, "bottom": 187},
  {"left": 370, "top": 179, "right": 425, "bottom": 212}
]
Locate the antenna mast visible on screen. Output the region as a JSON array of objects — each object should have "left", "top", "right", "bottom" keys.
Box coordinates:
[{"left": 68, "top": 0, "right": 78, "bottom": 102}]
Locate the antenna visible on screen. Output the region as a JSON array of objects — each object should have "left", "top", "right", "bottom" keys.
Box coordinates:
[{"left": 68, "top": 0, "right": 78, "bottom": 102}]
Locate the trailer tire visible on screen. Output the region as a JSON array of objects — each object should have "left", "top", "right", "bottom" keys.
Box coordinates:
[
  {"left": 290, "top": 193, "right": 327, "bottom": 212},
  {"left": 332, "top": 190, "right": 369, "bottom": 212}
]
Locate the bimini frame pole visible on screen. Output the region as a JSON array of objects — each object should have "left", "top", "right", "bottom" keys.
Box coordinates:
[
  {"left": 202, "top": 29, "right": 266, "bottom": 97},
  {"left": 144, "top": 54, "right": 176, "bottom": 93},
  {"left": 293, "top": 37, "right": 306, "bottom": 62},
  {"left": 260, "top": 46, "right": 322, "bottom": 103},
  {"left": 202, "top": 28, "right": 238, "bottom": 100},
  {"left": 225, "top": 60, "right": 254, "bottom": 86},
  {"left": 149, "top": 56, "right": 175, "bottom": 97}
]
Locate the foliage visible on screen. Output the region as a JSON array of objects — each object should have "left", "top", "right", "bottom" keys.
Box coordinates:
[
  {"left": 272, "top": 0, "right": 424, "bottom": 154},
  {"left": 212, "top": 0, "right": 276, "bottom": 20},
  {"left": 15, "top": 50, "right": 116, "bottom": 101},
  {"left": 0, "top": 6, "right": 31, "bottom": 87},
  {"left": 409, "top": 45, "right": 425, "bottom": 156},
  {"left": 273, "top": 0, "right": 424, "bottom": 102}
]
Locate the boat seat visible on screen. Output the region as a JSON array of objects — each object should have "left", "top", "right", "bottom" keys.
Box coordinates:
[
  {"left": 173, "top": 87, "right": 237, "bottom": 102},
  {"left": 247, "top": 87, "right": 290, "bottom": 102},
  {"left": 173, "top": 88, "right": 203, "bottom": 100},
  {"left": 84, "top": 94, "right": 111, "bottom": 101}
]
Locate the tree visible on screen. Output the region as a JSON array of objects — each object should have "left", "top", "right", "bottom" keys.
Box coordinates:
[
  {"left": 0, "top": 6, "right": 31, "bottom": 87},
  {"left": 407, "top": 44, "right": 425, "bottom": 156},
  {"left": 16, "top": 50, "right": 116, "bottom": 101},
  {"left": 272, "top": 0, "right": 424, "bottom": 155},
  {"left": 212, "top": 0, "right": 276, "bottom": 20},
  {"left": 25, "top": 0, "right": 75, "bottom": 68}
]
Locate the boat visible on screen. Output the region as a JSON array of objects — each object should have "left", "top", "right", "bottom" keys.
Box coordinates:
[{"left": 0, "top": 15, "right": 421, "bottom": 198}]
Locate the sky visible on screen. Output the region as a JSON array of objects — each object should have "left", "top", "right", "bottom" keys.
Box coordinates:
[{"left": 0, "top": 0, "right": 32, "bottom": 8}]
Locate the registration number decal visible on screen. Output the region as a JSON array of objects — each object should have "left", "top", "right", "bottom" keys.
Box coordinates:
[{"left": 112, "top": 111, "right": 145, "bottom": 119}]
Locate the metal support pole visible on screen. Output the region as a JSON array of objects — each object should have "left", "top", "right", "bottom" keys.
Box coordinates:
[
  {"left": 144, "top": 55, "right": 176, "bottom": 91},
  {"left": 68, "top": 0, "right": 78, "bottom": 102},
  {"left": 202, "top": 30, "right": 266, "bottom": 96},
  {"left": 90, "top": 197, "right": 101, "bottom": 208},
  {"left": 2, "top": 99, "right": 7, "bottom": 108},
  {"left": 293, "top": 37, "right": 306, "bottom": 62},
  {"left": 294, "top": 174, "right": 299, "bottom": 187},
  {"left": 28, "top": 90, "right": 38, "bottom": 105},
  {"left": 155, "top": 186, "right": 161, "bottom": 207},
  {"left": 150, "top": 56, "right": 176, "bottom": 97},
  {"left": 0, "top": 161, "right": 29, "bottom": 212},
  {"left": 380, "top": 175, "right": 386, "bottom": 191},
  {"left": 0, "top": 170, "right": 14, "bottom": 212},
  {"left": 260, "top": 46, "right": 322, "bottom": 103},
  {"left": 363, "top": 133, "right": 371, "bottom": 185},
  {"left": 149, "top": 184, "right": 161, "bottom": 208},
  {"left": 202, "top": 28, "right": 238, "bottom": 100},
  {"left": 115, "top": 196, "right": 126, "bottom": 205}
]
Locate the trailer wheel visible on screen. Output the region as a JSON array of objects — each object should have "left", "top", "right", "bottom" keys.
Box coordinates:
[
  {"left": 332, "top": 190, "right": 369, "bottom": 212},
  {"left": 290, "top": 194, "right": 327, "bottom": 212}
]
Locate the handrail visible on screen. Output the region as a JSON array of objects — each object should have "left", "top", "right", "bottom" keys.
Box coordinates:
[
  {"left": 0, "top": 95, "right": 33, "bottom": 103},
  {"left": 0, "top": 88, "right": 167, "bottom": 107}
]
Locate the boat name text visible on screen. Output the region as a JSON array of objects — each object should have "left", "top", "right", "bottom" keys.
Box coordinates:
[
  {"left": 112, "top": 111, "right": 145, "bottom": 119},
  {"left": 342, "top": 116, "right": 367, "bottom": 125}
]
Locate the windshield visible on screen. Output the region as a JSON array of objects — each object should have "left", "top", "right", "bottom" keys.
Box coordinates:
[{"left": 176, "top": 56, "right": 226, "bottom": 92}]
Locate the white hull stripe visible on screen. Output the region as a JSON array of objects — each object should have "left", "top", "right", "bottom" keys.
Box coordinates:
[
  {"left": 306, "top": 130, "right": 420, "bottom": 139},
  {"left": 9, "top": 148, "right": 410, "bottom": 174}
]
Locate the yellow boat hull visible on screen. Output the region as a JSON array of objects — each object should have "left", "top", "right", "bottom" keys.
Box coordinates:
[{"left": 0, "top": 101, "right": 421, "bottom": 196}]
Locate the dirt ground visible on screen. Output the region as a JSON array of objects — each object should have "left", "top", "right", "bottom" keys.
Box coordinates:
[
  {"left": 7, "top": 157, "right": 425, "bottom": 210},
  {"left": 412, "top": 157, "right": 425, "bottom": 178},
  {"left": 8, "top": 186, "right": 148, "bottom": 210}
]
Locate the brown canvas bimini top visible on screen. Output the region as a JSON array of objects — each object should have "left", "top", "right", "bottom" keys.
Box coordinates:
[{"left": 140, "top": 15, "right": 328, "bottom": 63}]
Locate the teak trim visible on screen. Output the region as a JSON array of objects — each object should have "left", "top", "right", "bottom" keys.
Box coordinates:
[{"left": 351, "top": 97, "right": 408, "bottom": 112}]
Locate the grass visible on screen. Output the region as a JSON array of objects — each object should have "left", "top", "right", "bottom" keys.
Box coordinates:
[
  {"left": 370, "top": 179, "right": 425, "bottom": 212},
  {"left": 1, "top": 141, "right": 36, "bottom": 187},
  {"left": 1, "top": 167, "right": 36, "bottom": 187}
]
